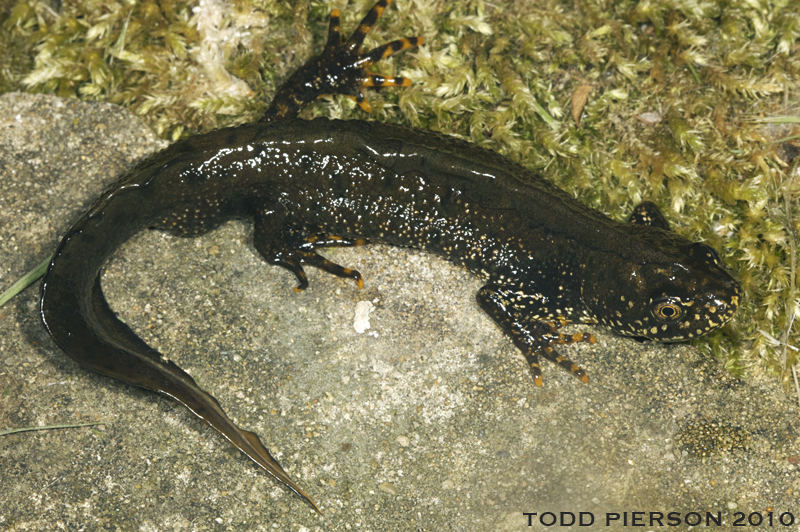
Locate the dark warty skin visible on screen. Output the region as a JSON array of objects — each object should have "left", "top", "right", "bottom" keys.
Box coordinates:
[{"left": 38, "top": 0, "right": 740, "bottom": 513}]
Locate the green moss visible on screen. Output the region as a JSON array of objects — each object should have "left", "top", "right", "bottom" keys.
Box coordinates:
[
  {"left": 3, "top": 0, "right": 800, "bottom": 389},
  {"left": 0, "top": 0, "right": 37, "bottom": 93}
]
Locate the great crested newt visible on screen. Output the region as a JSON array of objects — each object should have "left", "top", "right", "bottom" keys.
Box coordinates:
[{"left": 39, "top": 0, "right": 741, "bottom": 514}]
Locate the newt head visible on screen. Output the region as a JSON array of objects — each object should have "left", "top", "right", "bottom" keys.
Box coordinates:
[{"left": 581, "top": 237, "right": 741, "bottom": 342}]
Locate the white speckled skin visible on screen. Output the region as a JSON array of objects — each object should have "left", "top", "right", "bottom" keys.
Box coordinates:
[{"left": 37, "top": 0, "right": 740, "bottom": 514}]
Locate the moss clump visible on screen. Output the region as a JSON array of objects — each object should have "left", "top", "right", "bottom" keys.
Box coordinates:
[
  {"left": 2, "top": 0, "right": 294, "bottom": 139},
  {"left": 3, "top": 0, "right": 800, "bottom": 391}
]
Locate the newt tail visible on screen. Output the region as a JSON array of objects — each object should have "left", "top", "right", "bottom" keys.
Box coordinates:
[{"left": 38, "top": 145, "right": 325, "bottom": 511}]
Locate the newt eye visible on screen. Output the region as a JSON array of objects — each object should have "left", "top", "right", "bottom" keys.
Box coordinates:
[{"left": 651, "top": 297, "right": 683, "bottom": 323}]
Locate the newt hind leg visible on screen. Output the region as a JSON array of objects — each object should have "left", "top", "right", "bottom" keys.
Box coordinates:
[
  {"left": 254, "top": 203, "right": 366, "bottom": 291},
  {"left": 477, "top": 284, "right": 595, "bottom": 386},
  {"left": 262, "top": 0, "right": 423, "bottom": 122}
]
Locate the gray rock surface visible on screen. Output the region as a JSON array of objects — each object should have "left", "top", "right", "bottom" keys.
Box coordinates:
[{"left": 1, "top": 92, "right": 799, "bottom": 531}]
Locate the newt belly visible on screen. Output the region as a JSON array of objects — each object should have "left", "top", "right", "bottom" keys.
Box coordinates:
[{"left": 38, "top": 0, "right": 740, "bottom": 514}]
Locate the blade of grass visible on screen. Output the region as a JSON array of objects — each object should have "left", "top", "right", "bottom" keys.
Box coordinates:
[
  {"left": 0, "top": 421, "right": 110, "bottom": 436},
  {"left": 0, "top": 256, "right": 51, "bottom": 307},
  {"left": 687, "top": 63, "right": 701, "bottom": 84},
  {"left": 767, "top": 134, "right": 800, "bottom": 145},
  {"left": 752, "top": 116, "right": 800, "bottom": 124}
]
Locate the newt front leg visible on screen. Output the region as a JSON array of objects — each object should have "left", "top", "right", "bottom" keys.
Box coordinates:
[
  {"left": 261, "top": 0, "right": 423, "bottom": 122},
  {"left": 477, "top": 284, "right": 595, "bottom": 386}
]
